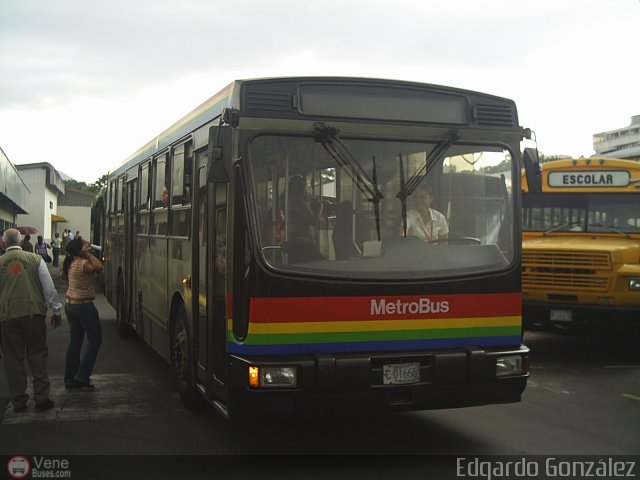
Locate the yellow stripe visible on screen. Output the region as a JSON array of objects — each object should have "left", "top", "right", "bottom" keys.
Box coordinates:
[
  {"left": 622, "top": 393, "right": 640, "bottom": 401},
  {"left": 247, "top": 316, "right": 521, "bottom": 335}
]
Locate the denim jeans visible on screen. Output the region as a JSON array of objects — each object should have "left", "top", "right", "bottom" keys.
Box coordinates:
[
  {"left": 52, "top": 247, "right": 61, "bottom": 267},
  {"left": 64, "top": 302, "right": 102, "bottom": 385}
]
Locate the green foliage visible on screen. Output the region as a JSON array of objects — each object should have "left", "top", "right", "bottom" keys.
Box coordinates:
[
  {"left": 65, "top": 174, "right": 108, "bottom": 193},
  {"left": 479, "top": 158, "right": 511, "bottom": 174}
]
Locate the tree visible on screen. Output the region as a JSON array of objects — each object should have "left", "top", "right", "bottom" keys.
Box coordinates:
[
  {"left": 91, "top": 174, "right": 108, "bottom": 191},
  {"left": 65, "top": 178, "right": 101, "bottom": 193}
]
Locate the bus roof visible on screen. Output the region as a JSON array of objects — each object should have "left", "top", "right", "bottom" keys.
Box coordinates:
[{"left": 108, "top": 76, "right": 521, "bottom": 179}]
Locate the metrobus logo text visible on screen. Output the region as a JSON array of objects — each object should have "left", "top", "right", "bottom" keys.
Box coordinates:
[{"left": 370, "top": 298, "right": 450, "bottom": 315}]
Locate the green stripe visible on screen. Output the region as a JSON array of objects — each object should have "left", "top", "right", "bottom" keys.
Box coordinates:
[{"left": 234, "top": 326, "right": 521, "bottom": 345}]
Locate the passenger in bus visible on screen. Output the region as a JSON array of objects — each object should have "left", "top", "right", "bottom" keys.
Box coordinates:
[
  {"left": 162, "top": 185, "right": 170, "bottom": 208},
  {"left": 262, "top": 206, "right": 284, "bottom": 245},
  {"left": 404, "top": 185, "right": 449, "bottom": 244},
  {"left": 285, "top": 176, "right": 324, "bottom": 263}
]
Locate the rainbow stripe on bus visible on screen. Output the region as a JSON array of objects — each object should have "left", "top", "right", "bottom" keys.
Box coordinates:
[{"left": 228, "top": 293, "right": 522, "bottom": 354}]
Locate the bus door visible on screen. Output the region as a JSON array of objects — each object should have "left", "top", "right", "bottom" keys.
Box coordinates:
[
  {"left": 195, "top": 160, "right": 228, "bottom": 396},
  {"left": 124, "top": 179, "right": 137, "bottom": 329}
]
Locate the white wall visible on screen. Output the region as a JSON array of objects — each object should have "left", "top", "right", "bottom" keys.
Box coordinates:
[
  {"left": 58, "top": 206, "right": 91, "bottom": 241},
  {"left": 15, "top": 166, "right": 63, "bottom": 239}
]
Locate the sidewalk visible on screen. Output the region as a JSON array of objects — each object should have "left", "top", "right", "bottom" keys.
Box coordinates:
[{"left": 0, "top": 258, "right": 116, "bottom": 421}]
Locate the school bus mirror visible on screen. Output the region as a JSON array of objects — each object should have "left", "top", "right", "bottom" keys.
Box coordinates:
[{"left": 523, "top": 147, "right": 542, "bottom": 193}]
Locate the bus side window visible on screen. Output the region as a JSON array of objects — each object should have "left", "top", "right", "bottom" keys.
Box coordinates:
[
  {"left": 171, "top": 141, "right": 193, "bottom": 237},
  {"left": 152, "top": 153, "right": 169, "bottom": 235},
  {"left": 171, "top": 141, "right": 193, "bottom": 206},
  {"left": 108, "top": 179, "right": 116, "bottom": 230},
  {"left": 138, "top": 162, "right": 151, "bottom": 234}
]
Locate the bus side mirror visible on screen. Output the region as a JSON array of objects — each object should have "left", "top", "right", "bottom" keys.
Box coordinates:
[
  {"left": 207, "top": 125, "right": 231, "bottom": 183},
  {"left": 523, "top": 148, "right": 542, "bottom": 193}
]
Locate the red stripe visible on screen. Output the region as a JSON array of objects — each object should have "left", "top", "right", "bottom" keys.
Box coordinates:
[{"left": 248, "top": 293, "right": 521, "bottom": 323}]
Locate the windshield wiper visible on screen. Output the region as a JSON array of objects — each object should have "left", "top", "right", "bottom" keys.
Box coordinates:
[
  {"left": 543, "top": 220, "right": 584, "bottom": 235},
  {"left": 588, "top": 223, "right": 631, "bottom": 238},
  {"left": 398, "top": 152, "right": 408, "bottom": 236},
  {"left": 396, "top": 131, "right": 459, "bottom": 237},
  {"left": 313, "top": 123, "right": 384, "bottom": 240}
]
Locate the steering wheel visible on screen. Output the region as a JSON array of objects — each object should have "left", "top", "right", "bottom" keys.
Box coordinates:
[{"left": 448, "top": 236, "right": 481, "bottom": 245}]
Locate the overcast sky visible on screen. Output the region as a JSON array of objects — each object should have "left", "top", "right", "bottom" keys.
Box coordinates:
[{"left": 0, "top": 0, "right": 637, "bottom": 183}]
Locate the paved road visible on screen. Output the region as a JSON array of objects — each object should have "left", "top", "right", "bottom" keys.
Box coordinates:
[{"left": 1, "top": 263, "right": 639, "bottom": 473}]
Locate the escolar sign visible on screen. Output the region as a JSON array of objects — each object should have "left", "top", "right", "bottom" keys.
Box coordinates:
[{"left": 548, "top": 170, "right": 630, "bottom": 188}]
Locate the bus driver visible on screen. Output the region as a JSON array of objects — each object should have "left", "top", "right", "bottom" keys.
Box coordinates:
[{"left": 404, "top": 185, "right": 449, "bottom": 244}]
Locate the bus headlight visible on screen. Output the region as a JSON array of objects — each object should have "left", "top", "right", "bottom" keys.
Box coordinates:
[
  {"left": 249, "top": 365, "right": 298, "bottom": 388},
  {"left": 629, "top": 278, "right": 640, "bottom": 291},
  {"left": 496, "top": 356, "right": 523, "bottom": 377}
]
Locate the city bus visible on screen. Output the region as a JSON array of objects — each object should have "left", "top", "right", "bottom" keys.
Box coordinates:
[
  {"left": 522, "top": 157, "right": 640, "bottom": 329},
  {"left": 100, "top": 77, "right": 535, "bottom": 420}
]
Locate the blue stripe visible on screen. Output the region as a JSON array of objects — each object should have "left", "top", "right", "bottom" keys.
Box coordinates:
[{"left": 227, "top": 336, "right": 521, "bottom": 355}]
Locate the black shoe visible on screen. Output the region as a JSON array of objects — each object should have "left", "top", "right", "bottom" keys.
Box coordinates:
[
  {"left": 35, "top": 399, "right": 54, "bottom": 412},
  {"left": 13, "top": 405, "right": 27, "bottom": 413},
  {"left": 66, "top": 379, "right": 95, "bottom": 390}
]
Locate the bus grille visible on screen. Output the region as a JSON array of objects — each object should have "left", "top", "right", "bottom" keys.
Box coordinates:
[
  {"left": 474, "top": 104, "right": 516, "bottom": 128},
  {"left": 246, "top": 91, "right": 293, "bottom": 112},
  {"left": 522, "top": 251, "right": 611, "bottom": 293}
]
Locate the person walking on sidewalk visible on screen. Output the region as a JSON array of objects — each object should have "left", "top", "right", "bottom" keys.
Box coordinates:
[
  {"left": 0, "top": 229, "right": 62, "bottom": 413},
  {"left": 61, "top": 237, "right": 103, "bottom": 389},
  {"left": 51, "top": 233, "right": 62, "bottom": 267}
]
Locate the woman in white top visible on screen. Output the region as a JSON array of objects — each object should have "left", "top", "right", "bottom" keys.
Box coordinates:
[{"left": 405, "top": 185, "right": 449, "bottom": 244}]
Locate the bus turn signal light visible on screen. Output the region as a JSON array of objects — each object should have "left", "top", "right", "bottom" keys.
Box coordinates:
[
  {"left": 249, "top": 366, "right": 259, "bottom": 387},
  {"left": 248, "top": 365, "right": 297, "bottom": 388}
]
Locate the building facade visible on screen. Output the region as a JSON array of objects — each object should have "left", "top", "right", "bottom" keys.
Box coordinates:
[
  {"left": 0, "top": 147, "right": 29, "bottom": 233},
  {"left": 593, "top": 115, "right": 640, "bottom": 160},
  {"left": 58, "top": 186, "right": 96, "bottom": 240},
  {"left": 15, "top": 162, "right": 66, "bottom": 240}
]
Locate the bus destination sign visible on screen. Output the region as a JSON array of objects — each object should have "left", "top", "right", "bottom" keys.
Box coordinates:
[{"left": 548, "top": 170, "right": 630, "bottom": 188}]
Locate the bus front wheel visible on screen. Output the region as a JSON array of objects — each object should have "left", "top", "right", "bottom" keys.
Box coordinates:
[{"left": 170, "top": 305, "right": 202, "bottom": 409}]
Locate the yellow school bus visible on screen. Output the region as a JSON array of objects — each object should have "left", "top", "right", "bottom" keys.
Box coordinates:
[{"left": 522, "top": 157, "right": 640, "bottom": 328}]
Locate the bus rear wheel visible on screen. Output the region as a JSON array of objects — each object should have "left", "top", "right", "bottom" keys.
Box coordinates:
[{"left": 170, "top": 305, "right": 202, "bottom": 409}]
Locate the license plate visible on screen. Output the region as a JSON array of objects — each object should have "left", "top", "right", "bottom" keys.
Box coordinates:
[
  {"left": 550, "top": 309, "right": 572, "bottom": 322},
  {"left": 383, "top": 362, "right": 420, "bottom": 385}
]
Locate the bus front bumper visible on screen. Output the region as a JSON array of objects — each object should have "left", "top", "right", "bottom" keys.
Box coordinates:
[{"left": 229, "top": 346, "right": 529, "bottom": 416}]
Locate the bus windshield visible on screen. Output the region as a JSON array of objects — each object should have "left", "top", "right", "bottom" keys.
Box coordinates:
[
  {"left": 523, "top": 192, "right": 640, "bottom": 234},
  {"left": 248, "top": 134, "right": 516, "bottom": 278}
]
